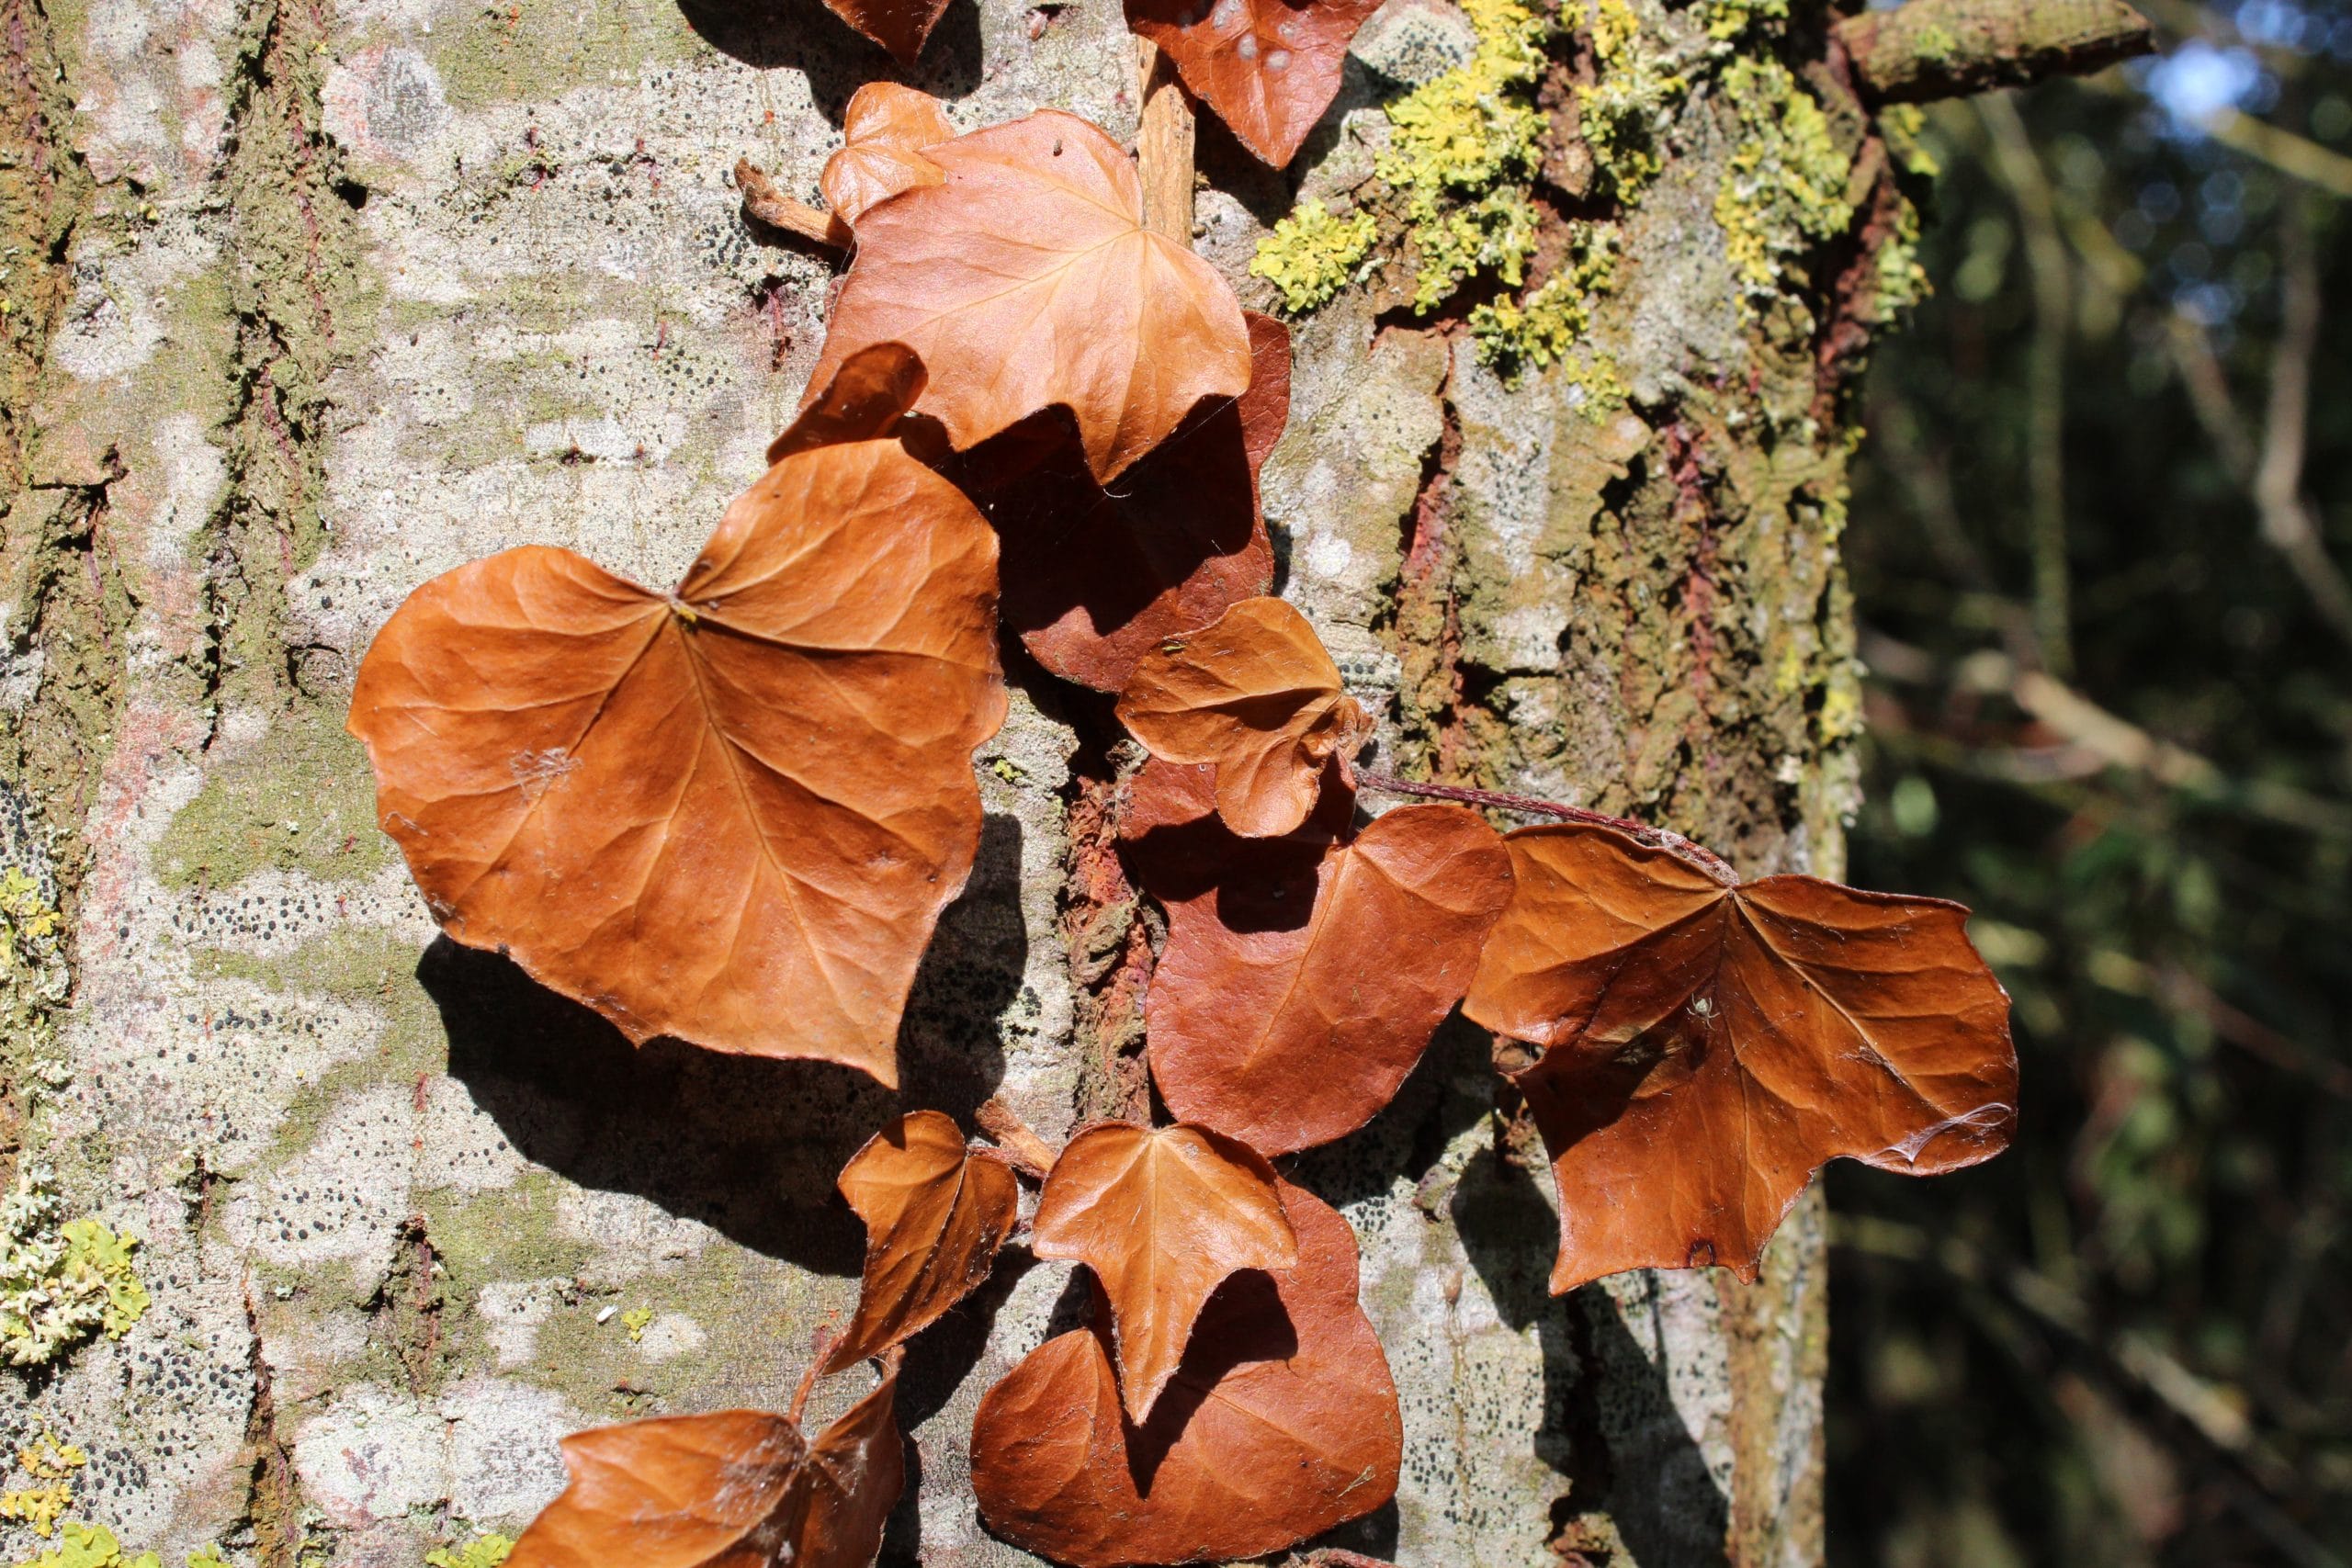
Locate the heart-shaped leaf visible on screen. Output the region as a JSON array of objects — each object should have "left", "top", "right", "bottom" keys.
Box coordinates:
[
  {"left": 767, "top": 342, "right": 929, "bottom": 464},
  {"left": 507, "top": 1359, "right": 904, "bottom": 1568},
  {"left": 1126, "top": 0, "right": 1387, "bottom": 168},
  {"left": 818, "top": 0, "right": 954, "bottom": 65},
  {"left": 824, "top": 1110, "right": 1019, "bottom": 1371},
  {"left": 348, "top": 422, "right": 1006, "bottom": 1088},
  {"left": 809, "top": 109, "right": 1252, "bottom": 483},
  {"left": 1122, "top": 760, "right": 1513, "bottom": 1154},
  {"left": 1029, "top": 1121, "right": 1296, "bottom": 1422},
  {"left": 820, "top": 83, "right": 954, "bottom": 231},
  {"left": 967, "top": 310, "right": 1291, "bottom": 692},
  {"left": 972, "top": 1181, "right": 1400, "bottom": 1567},
  {"left": 1464, "top": 822, "right": 2020, "bottom": 1292},
  {"left": 1115, "top": 596, "right": 1372, "bottom": 838}
]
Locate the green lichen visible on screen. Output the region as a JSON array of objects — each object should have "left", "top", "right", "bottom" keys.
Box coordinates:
[
  {"left": 1872, "top": 191, "right": 1930, "bottom": 322},
  {"left": 1578, "top": 0, "right": 1688, "bottom": 198},
  {"left": 1714, "top": 55, "right": 1855, "bottom": 308},
  {"left": 185, "top": 1551, "right": 232, "bottom": 1568},
  {"left": 1249, "top": 200, "right": 1378, "bottom": 314},
  {"left": 424, "top": 1535, "right": 514, "bottom": 1568},
  {"left": 1, "top": 1168, "right": 151, "bottom": 1367},
  {"left": 8, "top": 1523, "right": 158, "bottom": 1568},
  {"left": 1467, "top": 223, "right": 1620, "bottom": 378},
  {"left": 1377, "top": 0, "right": 1553, "bottom": 311},
  {"left": 154, "top": 703, "right": 393, "bottom": 890}
]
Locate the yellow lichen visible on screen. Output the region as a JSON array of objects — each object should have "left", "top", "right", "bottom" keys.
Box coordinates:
[
  {"left": 1376, "top": 0, "right": 1552, "bottom": 311},
  {"left": 424, "top": 1535, "right": 514, "bottom": 1568},
  {"left": 1872, "top": 190, "right": 1930, "bottom": 321},
  {"left": 8, "top": 1523, "right": 160, "bottom": 1568},
  {"left": 2, "top": 1168, "right": 152, "bottom": 1367},
  {"left": 185, "top": 1551, "right": 232, "bottom": 1568},
  {"left": 1249, "top": 199, "right": 1377, "bottom": 314},
  {"left": 1713, "top": 55, "right": 1855, "bottom": 308},
  {"left": 1577, "top": 0, "right": 1687, "bottom": 198},
  {"left": 1698, "top": 0, "right": 1786, "bottom": 42},
  {"left": 1468, "top": 223, "right": 1620, "bottom": 378},
  {"left": 619, "top": 1306, "right": 653, "bottom": 1342},
  {"left": 1, "top": 1429, "right": 87, "bottom": 1540},
  {"left": 1879, "top": 103, "right": 1940, "bottom": 178}
]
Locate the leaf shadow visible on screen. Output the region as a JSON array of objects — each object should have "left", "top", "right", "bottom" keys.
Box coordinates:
[
  {"left": 1452, "top": 1141, "right": 1734, "bottom": 1568},
  {"left": 1121, "top": 1267, "right": 1296, "bottom": 1495},
  {"left": 424, "top": 812, "right": 1027, "bottom": 1272},
  {"left": 675, "top": 0, "right": 984, "bottom": 111}
]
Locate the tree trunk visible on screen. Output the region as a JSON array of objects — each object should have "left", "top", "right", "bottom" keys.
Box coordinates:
[{"left": 1, "top": 0, "right": 1949, "bottom": 1562}]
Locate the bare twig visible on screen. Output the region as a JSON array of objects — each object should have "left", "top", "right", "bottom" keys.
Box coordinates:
[
  {"left": 1134, "top": 40, "right": 1196, "bottom": 243},
  {"left": 1354, "top": 770, "right": 1741, "bottom": 887},
  {"left": 734, "top": 157, "right": 847, "bottom": 250},
  {"left": 1836, "top": 0, "right": 2154, "bottom": 105},
  {"left": 974, "top": 1094, "right": 1058, "bottom": 1179},
  {"left": 2253, "top": 196, "right": 2352, "bottom": 647},
  {"left": 1978, "top": 94, "right": 2075, "bottom": 679},
  {"left": 2206, "top": 107, "right": 2352, "bottom": 201}
]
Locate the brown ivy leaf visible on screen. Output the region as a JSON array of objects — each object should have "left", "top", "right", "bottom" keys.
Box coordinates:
[
  {"left": 819, "top": 0, "right": 954, "bottom": 65},
  {"left": 824, "top": 1110, "right": 1018, "bottom": 1372},
  {"left": 1464, "top": 823, "right": 2020, "bottom": 1292},
  {"left": 820, "top": 83, "right": 954, "bottom": 231},
  {"left": 1030, "top": 1121, "right": 1297, "bottom": 1422},
  {"left": 1126, "top": 0, "right": 1386, "bottom": 168},
  {"left": 809, "top": 109, "right": 1251, "bottom": 483},
  {"left": 348, "top": 424, "right": 1006, "bottom": 1089},
  {"left": 766, "top": 342, "right": 928, "bottom": 464},
  {"left": 1122, "top": 760, "right": 1513, "bottom": 1155},
  {"left": 1115, "top": 596, "right": 1372, "bottom": 838},
  {"left": 971, "top": 1181, "right": 1400, "bottom": 1567},
  {"left": 967, "top": 310, "right": 1291, "bottom": 692},
  {"left": 506, "top": 1358, "right": 904, "bottom": 1568}
]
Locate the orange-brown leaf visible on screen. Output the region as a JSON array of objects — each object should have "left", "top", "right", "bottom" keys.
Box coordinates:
[
  {"left": 809, "top": 109, "right": 1251, "bottom": 484},
  {"left": 1123, "top": 760, "right": 1512, "bottom": 1154},
  {"left": 818, "top": 0, "right": 953, "bottom": 64},
  {"left": 1115, "top": 596, "right": 1371, "bottom": 838},
  {"left": 969, "top": 310, "right": 1291, "bottom": 692},
  {"left": 971, "top": 1181, "right": 1399, "bottom": 1567},
  {"left": 1029, "top": 1121, "right": 1296, "bottom": 1423},
  {"left": 1127, "top": 0, "right": 1386, "bottom": 168},
  {"left": 820, "top": 84, "right": 954, "bottom": 231},
  {"left": 825, "top": 1110, "right": 1018, "bottom": 1371},
  {"left": 1464, "top": 823, "right": 2019, "bottom": 1292},
  {"left": 348, "top": 435, "right": 1006, "bottom": 1089},
  {"left": 766, "top": 342, "right": 928, "bottom": 464},
  {"left": 506, "top": 1360, "right": 905, "bottom": 1568}
]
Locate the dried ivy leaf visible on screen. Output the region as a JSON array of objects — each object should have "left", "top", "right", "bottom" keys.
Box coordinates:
[
  {"left": 1464, "top": 823, "right": 2020, "bottom": 1292},
  {"left": 506, "top": 1359, "right": 904, "bottom": 1568},
  {"left": 767, "top": 342, "right": 927, "bottom": 464},
  {"left": 1030, "top": 1121, "right": 1297, "bottom": 1422},
  {"left": 971, "top": 1181, "right": 1400, "bottom": 1567},
  {"left": 824, "top": 1110, "right": 1018, "bottom": 1371},
  {"left": 348, "top": 429, "right": 1006, "bottom": 1089},
  {"left": 969, "top": 310, "right": 1291, "bottom": 692},
  {"left": 819, "top": 0, "right": 954, "bottom": 66},
  {"left": 820, "top": 83, "right": 954, "bottom": 231},
  {"left": 1122, "top": 761, "right": 1513, "bottom": 1155},
  {"left": 1115, "top": 596, "right": 1371, "bottom": 838},
  {"left": 810, "top": 109, "right": 1252, "bottom": 483},
  {"left": 1126, "top": 0, "right": 1386, "bottom": 168}
]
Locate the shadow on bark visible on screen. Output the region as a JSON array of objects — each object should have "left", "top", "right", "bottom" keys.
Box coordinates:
[
  {"left": 1454, "top": 1144, "right": 1735, "bottom": 1568},
  {"left": 421, "top": 812, "right": 1026, "bottom": 1273},
  {"left": 675, "top": 0, "right": 984, "bottom": 113}
]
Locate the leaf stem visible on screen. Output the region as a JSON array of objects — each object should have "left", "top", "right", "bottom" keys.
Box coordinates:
[
  {"left": 1353, "top": 770, "right": 1742, "bottom": 887},
  {"left": 974, "top": 1095, "right": 1059, "bottom": 1179}
]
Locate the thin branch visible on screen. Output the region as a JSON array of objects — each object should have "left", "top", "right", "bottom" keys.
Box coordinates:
[
  {"left": 2253, "top": 195, "right": 2352, "bottom": 647},
  {"left": 1353, "top": 770, "right": 1741, "bottom": 886},
  {"left": 2206, "top": 107, "right": 2352, "bottom": 201},
  {"left": 1978, "top": 94, "right": 2076, "bottom": 679},
  {"left": 1836, "top": 0, "right": 2154, "bottom": 105}
]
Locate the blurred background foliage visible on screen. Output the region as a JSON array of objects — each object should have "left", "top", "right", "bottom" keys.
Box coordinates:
[{"left": 1828, "top": 2, "right": 2352, "bottom": 1563}]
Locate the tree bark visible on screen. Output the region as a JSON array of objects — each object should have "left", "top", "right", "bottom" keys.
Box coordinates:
[{"left": 0, "top": 0, "right": 1960, "bottom": 1563}]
